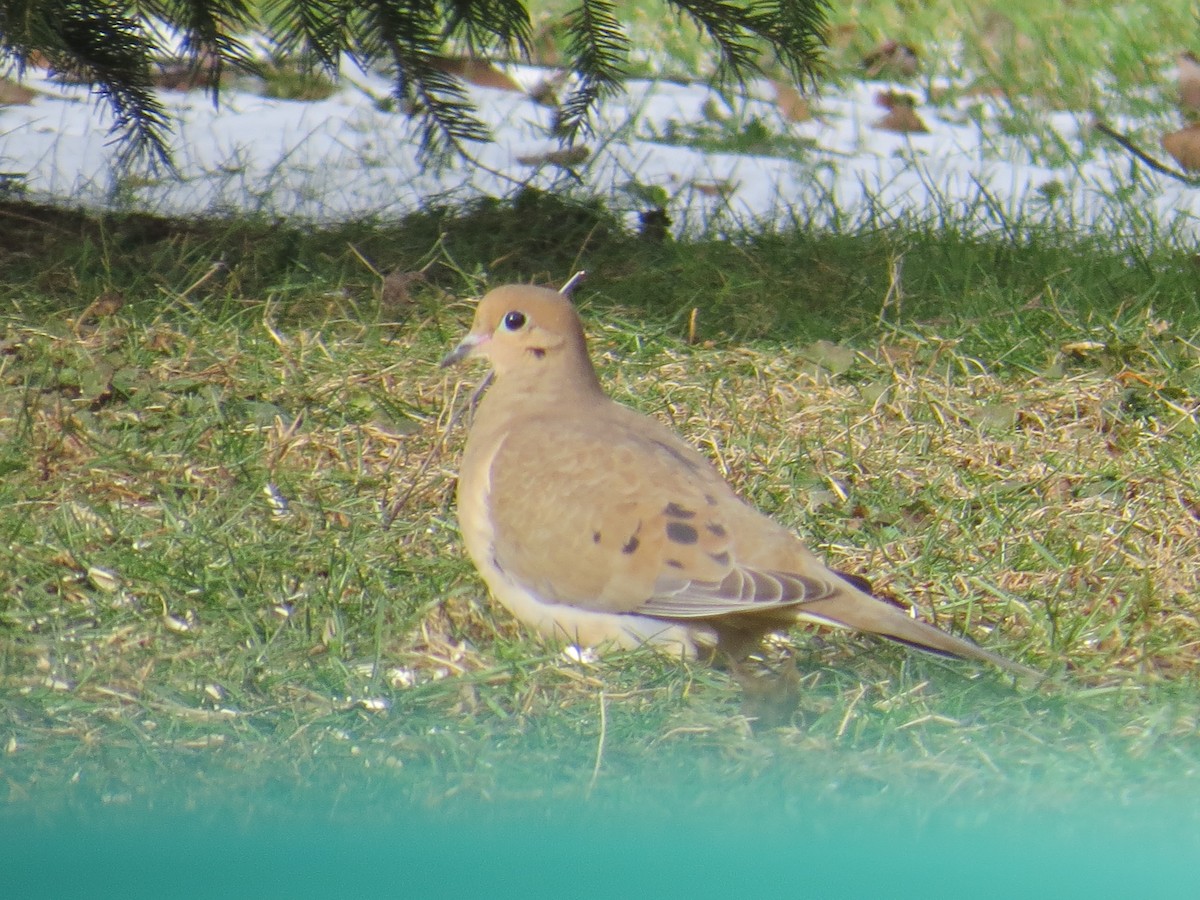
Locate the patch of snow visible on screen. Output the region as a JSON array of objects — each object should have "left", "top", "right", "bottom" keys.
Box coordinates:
[{"left": 1, "top": 60, "right": 1196, "bottom": 244}]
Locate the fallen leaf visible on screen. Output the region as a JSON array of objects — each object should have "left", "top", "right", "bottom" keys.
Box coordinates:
[
  {"left": 143, "top": 327, "right": 187, "bottom": 353},
  {"left": 875, "top": 90, "right": 919, "bottom": 110},
  {"left": 874, "top": 105, "right": 929, "bottom": 133},
  {"left": 76, "top": 291, "right": 125, "bottom": 329},
  {"left": 1178, "top": 51, "right": 1200, "bottom": 120},
  {"left": 771, "top": 80, "right": 811, "bottom": 122},
  {"left": 863, "top": 40, "right": 919, "bottom": 79},
  {"left": 380, "top": 269, "right": 425, "bottom": 312},
  {"left": 433, "top": 56, "right": 522, "bottom": 93},
  {"left": 516, "top": 146, "right": 590, "bottom": 167},
  {"left": 689, "top": 180, "right": 736, "bottom": 197},
  {"left": 1162, "top": 124, "right": 1200, "bottom": 170},
  {"left": 528, "top": 70, "right": 569, "bottom": 107},
  {"left": 0, "top": 77, "right": 37, "bottom": 105},
  {"left": 153, "top": 53, "right": 223, "bottom": 91}
]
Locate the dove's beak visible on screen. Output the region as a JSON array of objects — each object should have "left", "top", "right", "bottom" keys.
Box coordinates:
[{"left": 440, "top": 332, "right": 487, "bottom": 367}]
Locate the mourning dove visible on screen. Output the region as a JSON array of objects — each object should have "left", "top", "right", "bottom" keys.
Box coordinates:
[
  {"left": 862, "top": 39, "right": 919, "bottom": 80},
  {"left": 442, "top": 284, "right": 1039, "bottom": 679}
]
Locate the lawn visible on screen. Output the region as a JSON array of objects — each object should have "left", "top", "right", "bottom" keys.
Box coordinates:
[{"left": 3, "top": 0, "right": 1200, "bottom": 890}]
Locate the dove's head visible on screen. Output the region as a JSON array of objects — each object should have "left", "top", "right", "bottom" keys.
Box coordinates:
[{"left": 441, "top": 285, "right": 599, "bottom": 387}]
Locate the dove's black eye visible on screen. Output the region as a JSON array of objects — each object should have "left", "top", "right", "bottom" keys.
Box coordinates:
[{"left": 502, "top": 311, "right": 527, "bottom": 331}]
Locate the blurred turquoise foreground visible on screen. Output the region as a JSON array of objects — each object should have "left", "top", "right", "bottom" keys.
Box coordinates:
[{"left": 5, "top": 745, "right": 1198, "bottom": 899}]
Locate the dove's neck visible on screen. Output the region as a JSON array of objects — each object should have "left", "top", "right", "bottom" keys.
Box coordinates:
[
  {"left": 497, "top": 346, "right": 604, "bottom": 398},
  {"left": 478, "top": 351, "right": 606, "bottom": 427}
]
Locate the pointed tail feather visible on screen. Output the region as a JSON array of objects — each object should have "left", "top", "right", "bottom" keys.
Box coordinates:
[{"left": 798, "top": 587, "right": 1043, "bottom": 682}]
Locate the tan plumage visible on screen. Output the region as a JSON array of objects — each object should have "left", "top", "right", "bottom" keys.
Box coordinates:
[{"left": 443, "top": 284, "right": 1039, "bottom": 679}]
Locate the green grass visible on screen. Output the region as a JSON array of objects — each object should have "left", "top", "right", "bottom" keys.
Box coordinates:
[
  {"left": 2, "top": 194, "right": 1199, "bottom": 830},
  {"left": 522, "top": 0, "right": 1194, "bottom": 177},
  {"left": 5, "top": 1, "right": 1200, "bottom": 848},
  {"left": 568, "top": 0, "right": 1191, "bottom": 113}
]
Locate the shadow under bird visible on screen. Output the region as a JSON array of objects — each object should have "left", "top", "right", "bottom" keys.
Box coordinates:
[{"left": 442, "top": 284, "right": 1040, "bottom": 680}]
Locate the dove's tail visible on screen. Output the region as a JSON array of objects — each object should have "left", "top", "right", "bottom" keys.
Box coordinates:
[{"left": 797, "top": 584, "right": 1044, "bottom": 682}]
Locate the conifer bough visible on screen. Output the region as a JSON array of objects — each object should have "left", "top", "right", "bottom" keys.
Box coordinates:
[{"left": 0, "top": 0, "right": 828, "bottom": 168}]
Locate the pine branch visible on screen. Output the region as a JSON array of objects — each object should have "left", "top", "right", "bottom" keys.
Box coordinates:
[
  {"left": 260, "top": 0, "right": 352, "bottom": 71},
  {"left": 441, "top": 0, "right": 532, "bottom": 58},
  {"left": 46, "top": 1, "right": 175, "bottom": 169},
  {"left": 1093, "top": 119, "right": 1200, "bottom": 185},
  {"left": 0, "top": 0, "right": 829, "bottom": 170},
  {"left": 667, "top": 0, "right": 759, "bottom": 83},
  {"left": 669, "top": 0, "right": 828, "bottom": 85},
  {"left": 557, "top": 0, "right": 630, "bottom": 142},
  {"left": 132, "top": 0, "right": 258, "bottom": 105},
  {"left": 361, "top": 0, "right": 491, "bottom": 157},
  {"left": 744, "top": 0, "right": 828, "bottom": 84}
]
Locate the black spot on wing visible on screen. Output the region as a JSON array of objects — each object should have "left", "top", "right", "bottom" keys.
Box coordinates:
[
  {"left": 705, "top": 522, "right": 726, "bottom": 538},
  {"left": 709, "top": 551, "right": 730, "bottom": 567},
  {"left": 666, "top": 559, "right": 684, "bottom": 569},
  {"left": 621, "top": 521, "right": 643, "bottom": 554},
  {"left": 663, "top": 502, "right": 695, "bottom": 519},
  {"left": 665, "top": 521, "right": 699, "bottom": 545},
  {"left": 593, "top": 531, "right": 602, "bottom": 544}
]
